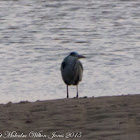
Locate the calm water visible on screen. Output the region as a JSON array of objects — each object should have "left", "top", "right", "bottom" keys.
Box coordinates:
[{"left": 0, "top": 0, "right": 140, "bottom": 103}]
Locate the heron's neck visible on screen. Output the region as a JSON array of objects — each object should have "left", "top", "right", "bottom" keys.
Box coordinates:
[{"left": 68, "top": 56, "right": 78, "bottom": 61}]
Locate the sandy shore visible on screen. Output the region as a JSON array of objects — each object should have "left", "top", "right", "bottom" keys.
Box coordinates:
[{"left": 0, "top": 95, "right": 140, "bottom": 140}]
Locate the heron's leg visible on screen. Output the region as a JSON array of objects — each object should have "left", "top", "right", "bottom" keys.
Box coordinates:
[
  {"left": 67, "top": 85, "right": 69, "bottom": 98},
  {"left": 76, "top": 85, "right": 78, "bottom": 98}
]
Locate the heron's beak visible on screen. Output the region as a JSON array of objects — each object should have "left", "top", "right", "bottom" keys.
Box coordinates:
[{"left": 78, "top": 55, "right": 86, "bottom": 59}]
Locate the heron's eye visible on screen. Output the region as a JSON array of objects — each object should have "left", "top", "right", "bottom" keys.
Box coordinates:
[
  {"left": 70, "top": 52, "right": 78, "bottom": 56},
  {"left": 70, "top": 52, "right": 75, "bottom": 56}
]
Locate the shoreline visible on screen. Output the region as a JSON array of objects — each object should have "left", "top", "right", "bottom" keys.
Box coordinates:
[
  {"left": 1, "top": 94, "right": 139, "bottom": 105},
  {"left": 0, "top": 94, "right": 140, "bottom": 140}
]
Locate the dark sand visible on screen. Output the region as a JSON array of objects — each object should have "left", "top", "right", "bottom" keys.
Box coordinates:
[{"left": 0, "top": 95, "right": 140, "bottom": 140}]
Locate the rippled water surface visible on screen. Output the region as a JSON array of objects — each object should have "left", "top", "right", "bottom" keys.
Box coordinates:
[{"left": 0, "top": 0, "right": 140, "bottom": 103}]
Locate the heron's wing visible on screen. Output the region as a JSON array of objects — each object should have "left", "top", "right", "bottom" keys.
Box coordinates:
[
  {"left": 61, "top": 56, "right": 68, "bottom": 71},
  {"left": 61, "top": 61, "right": 66, "bottom": 70},
  {"left": 61, "top": 59, "right": 71, "bottom": 85}
]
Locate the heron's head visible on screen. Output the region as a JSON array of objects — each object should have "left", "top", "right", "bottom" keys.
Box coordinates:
[{"left": 69, "top": 52, "right": 86, "bottom": 59}]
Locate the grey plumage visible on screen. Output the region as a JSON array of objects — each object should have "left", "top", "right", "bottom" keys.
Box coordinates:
[{"left": 61, "top": 52, "right": 85, "bottom": 98}]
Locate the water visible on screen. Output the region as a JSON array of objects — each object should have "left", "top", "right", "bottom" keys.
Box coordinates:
[{"left": 0, "top": 0, "right": 140, "bottom": 103}]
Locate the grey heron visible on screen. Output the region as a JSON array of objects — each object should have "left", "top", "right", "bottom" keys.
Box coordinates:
[{"left": 61, "top": 52, "right": 85, "bottom": 98}]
